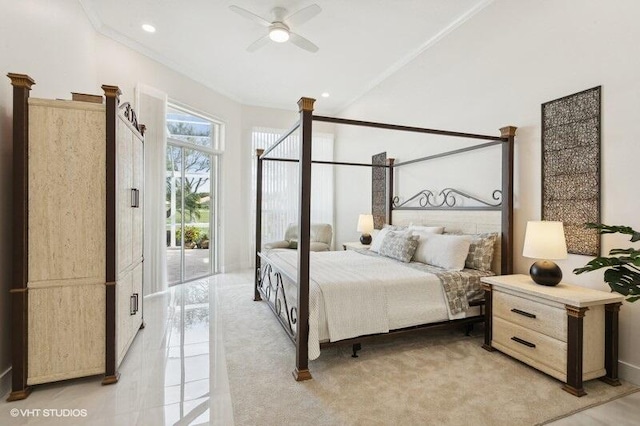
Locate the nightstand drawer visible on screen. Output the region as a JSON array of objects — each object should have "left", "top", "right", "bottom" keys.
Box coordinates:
[
  {"left": 494, "top": 290, "right": 567, "bottom": 342},
  {"left": 493, "top": 317, "right": 567, "bottom": 376}
]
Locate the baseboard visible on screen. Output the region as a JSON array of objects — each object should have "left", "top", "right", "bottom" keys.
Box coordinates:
[
  {"left": 619, "top": 360, "right": 640, "bottom": 386},
  {"left": 1, "top": 367, "right": 11, "bottom": 399}
]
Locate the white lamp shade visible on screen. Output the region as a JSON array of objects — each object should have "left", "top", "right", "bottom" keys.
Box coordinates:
[
  {"left": 357, "top": 214, "right": 374, "bottom": 234},
  {"left": 522, "top": 221, "right": 568, "bottom": 260}
]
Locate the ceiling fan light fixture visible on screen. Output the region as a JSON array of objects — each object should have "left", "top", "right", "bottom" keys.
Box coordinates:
[
  {"left": 230, "top": 4, "right": 320, "bottom": 52},
  {"left": 269, "top": 25, "right": 290, "bottom": 43}
]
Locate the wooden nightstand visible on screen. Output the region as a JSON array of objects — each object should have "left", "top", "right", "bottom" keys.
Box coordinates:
[
  {"left": 342, "top": 241, "right": 370, "bottom": 251},
  {"left": 481, "top": 274, "right": 624, "bottom": 397}
]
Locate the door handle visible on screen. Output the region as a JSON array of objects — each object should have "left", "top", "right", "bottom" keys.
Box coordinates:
[
  {"left": 131, "top": 188, "right": 140, "bottom": 208},
  {"left": 130, "top": 294, "right": 136, "bottom": 315}
]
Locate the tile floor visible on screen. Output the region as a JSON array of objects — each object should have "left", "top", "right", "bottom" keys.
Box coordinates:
[
  {"left": 547, "top": 390, "right": 640, "bottom": 425},
  {"left": 1, "top": 271, "right": 638, "bottom": 425},
  {"left": 166, "top": 248, "right": 212, "bottom": 285}
]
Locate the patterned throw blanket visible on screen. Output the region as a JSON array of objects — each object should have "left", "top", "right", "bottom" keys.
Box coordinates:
[{"left": 352, "top": 248, "right": 492, "bottom": 315}]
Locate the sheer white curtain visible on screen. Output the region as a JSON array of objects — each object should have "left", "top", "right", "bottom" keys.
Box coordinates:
[
  {"left": 251, "top": 127, "right": 334, "bottom": 251},
  {"left": 136, "top": 85, "right": 168, "bottom": 295}
]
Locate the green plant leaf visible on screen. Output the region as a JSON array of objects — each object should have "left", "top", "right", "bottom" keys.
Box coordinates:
[
  {"left": 573, "top": 256, "right": 627, "bottom": 274},
  {"left": 575, "top": 223, "right": 640, "bottom": 302},
  {"left": 603, "top": 267, "right": 640, "bottom": 296},
  {"left": 609, "top": 248, "right": 640, "bottom": 256},
  {"left": 585, "top": 223, "right": 640, "bottom": 242}
]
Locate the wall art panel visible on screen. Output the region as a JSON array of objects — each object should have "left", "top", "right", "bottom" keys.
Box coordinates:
[{"left": 541, "top": 86, "right": 601, "bottom": 255}]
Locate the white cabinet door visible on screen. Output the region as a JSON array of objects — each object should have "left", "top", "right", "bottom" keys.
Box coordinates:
[
  {"left": 117, "top": 119, "right": 133, "bottom": 275},
  {"left": 116, "top": 269, "right": 133, "bottom": 366},
  {"left": 130, "top": 263, "right": 143, "bottom": 335},
  {"left": 132, "top": 136, "right": 144, "bottom": 263}
]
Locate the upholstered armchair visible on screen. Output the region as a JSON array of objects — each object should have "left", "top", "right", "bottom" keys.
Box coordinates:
[{"left": 264, "top": 223, "right": 333, "bottom": 252}]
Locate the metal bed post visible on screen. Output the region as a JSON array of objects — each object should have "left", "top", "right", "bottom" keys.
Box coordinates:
[
  {"left": 293, "top": 97, "right": 315, "bottom": 381},
  {"left": 254, "top": 148, "right": 265, "bottom": 301},
  {"left": 386, "top": 158, "right": 395, "bottom": 225},
  {"left": 500, "top": 126, "right": 517, "bottom": 274}
]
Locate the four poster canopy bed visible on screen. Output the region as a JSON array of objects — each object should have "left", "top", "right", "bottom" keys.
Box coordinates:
[{"left": 254, "top": 97, "right": 516, "bottom": 381}]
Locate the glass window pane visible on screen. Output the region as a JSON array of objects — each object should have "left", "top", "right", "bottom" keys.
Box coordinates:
[
  {"left": 166, "top": 145, "right": 182, "bottom": 286},
  {"left": 183, "top": 149, "right": 211, "bottom": 282},
  {"left": 167, "top": 106, "right": 217, "bottom": 149},
  {"left": 166, "top": 103, "right": 219, "bottom": 285}
]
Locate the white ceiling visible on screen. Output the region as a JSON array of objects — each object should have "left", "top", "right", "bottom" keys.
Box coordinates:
[{"left": 80, "top": 0, "right": 491, "bottom": 113}]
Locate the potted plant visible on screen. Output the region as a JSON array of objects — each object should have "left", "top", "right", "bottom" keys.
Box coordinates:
[
  {"left": 197, "top": 233, "right": 209, "bottom": 249},
  {"left": 177, "top": 226, "right": 201, "bottom": 249},
  {"left": 573, "top": 223, "right": 640, "bottom": 302}
]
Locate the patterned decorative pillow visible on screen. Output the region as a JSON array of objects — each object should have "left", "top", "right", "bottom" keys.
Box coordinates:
[
  {"left": 465, "top": 233, "right": 498, "bottom": 272},
  {"left": 378, "top": 231, "right": 419, "bottom": 263},
  {"left": 370, "top": 225, "right": 408, "bottom": 253}
]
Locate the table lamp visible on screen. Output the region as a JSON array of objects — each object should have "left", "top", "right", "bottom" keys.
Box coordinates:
[
  {"left": 522, "top": 221, "right": 568, "bottom": 286},
  {"left": 357, "top": 214, "right": 374, "bottom": 245}
]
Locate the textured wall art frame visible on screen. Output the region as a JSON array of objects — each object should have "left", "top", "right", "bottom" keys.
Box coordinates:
[
  {"left": 371, "top": 152, "right": 387, "bottom": 229},
  {"left": 541, "top": 86, "right": 601, "bottom": 256}
]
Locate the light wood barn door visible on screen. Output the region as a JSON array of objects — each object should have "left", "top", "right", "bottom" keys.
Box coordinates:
[{"left": 117, "top": 118, "right": 133, "bottom": 274}]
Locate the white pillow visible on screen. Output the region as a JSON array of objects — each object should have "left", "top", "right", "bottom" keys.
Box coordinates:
[
  {"left": 413, "top": 233, "right": 472, "bottom": 271},
  {"left": 370, "top": 228, "right": 390, "bottom": 252}
]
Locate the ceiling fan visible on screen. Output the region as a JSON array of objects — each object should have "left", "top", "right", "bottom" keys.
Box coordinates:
[{"left": 229, "top": 3, "right": 321, "bottom": 53}]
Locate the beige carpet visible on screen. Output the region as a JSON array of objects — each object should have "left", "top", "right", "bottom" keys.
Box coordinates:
[{"left": 219, "top": 284, "right": 637, "bottom": 426}]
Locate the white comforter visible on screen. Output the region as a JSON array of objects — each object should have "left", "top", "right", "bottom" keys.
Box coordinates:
[{"left": 264, "top": 249, "right": 454, "bottom": 360}]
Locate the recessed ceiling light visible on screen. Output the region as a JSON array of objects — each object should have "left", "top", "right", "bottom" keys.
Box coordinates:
[
  {"left": 321, "top": 92, "right": 330, "bottom": 98},
  {"left": 142, "top": 24, "right": 156, "bottom": 33}
]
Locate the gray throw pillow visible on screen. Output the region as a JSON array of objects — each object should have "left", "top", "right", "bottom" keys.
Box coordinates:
[
  {"left": 465, "top": 233, "right": 498, "bottom": 271},
  {"left": 379, "top": 231, "right": 419, "bottom": 263}
]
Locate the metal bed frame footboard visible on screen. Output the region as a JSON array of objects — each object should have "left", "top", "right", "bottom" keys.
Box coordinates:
[{"left": 256, "top": 252, "right": 299, "bottom": 344}]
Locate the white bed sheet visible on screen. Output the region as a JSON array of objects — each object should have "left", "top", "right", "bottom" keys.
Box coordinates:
[{"left": 263, "top": 249, "right": 459, "bottom": 360}]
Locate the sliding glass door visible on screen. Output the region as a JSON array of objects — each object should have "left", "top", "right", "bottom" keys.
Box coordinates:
[{"left": 166, "top": 105, "right": 221, "bottom": 285}]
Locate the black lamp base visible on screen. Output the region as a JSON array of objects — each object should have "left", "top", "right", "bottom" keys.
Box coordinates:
[
  {"left": 529, "top": 260, "right": 562, "bottom": 286},
  {"left": 360, "top": 233, "right": 372, "bottom": 245}
]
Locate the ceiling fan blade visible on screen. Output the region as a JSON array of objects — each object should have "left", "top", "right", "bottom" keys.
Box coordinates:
[
  {"left": 246, "top": 35, "right": 270, "bottom": 52},
  {"left": 284, "top": 4, "right": 321, "bottom": 27},
  {"left": 289, "top": 32, "right": 319, "bottom": 53},
  {"left": 229, "top": 5, "right": 271, "bottom": 27}
]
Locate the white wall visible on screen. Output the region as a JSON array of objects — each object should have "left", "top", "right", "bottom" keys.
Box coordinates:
[
  {"left": 335, "top": 0, "right": 640, "bottom": 384},
  {"left": 0, "top": 0, "right": 251, "bottom": 395}
]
